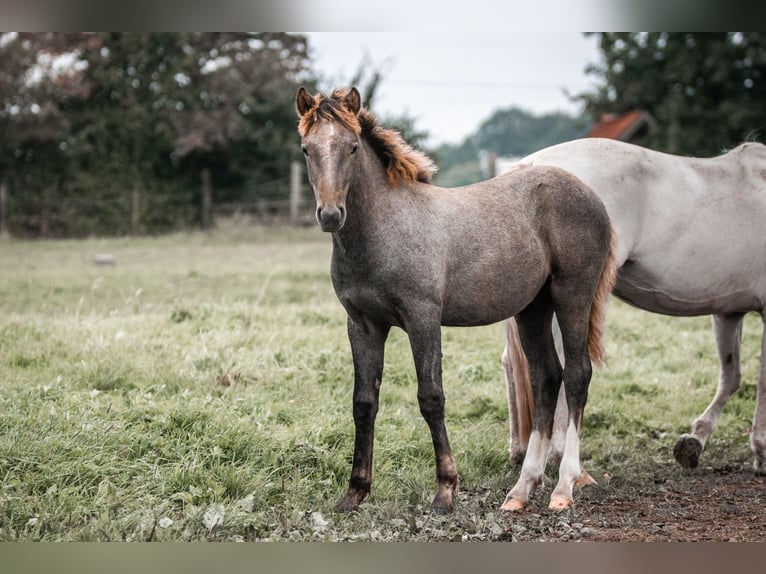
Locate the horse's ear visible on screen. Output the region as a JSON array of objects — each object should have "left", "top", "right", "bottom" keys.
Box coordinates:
[
  {"left": 296, "top": 87, "right": 314, "bottom": 117},
  {"left": 343, "top": 87, "right": 362, "bottom": 116}
]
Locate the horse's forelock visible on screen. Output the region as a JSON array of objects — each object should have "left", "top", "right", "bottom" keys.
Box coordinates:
[{"left": 298, "top": 92, "right": 361, "bottom": 138}]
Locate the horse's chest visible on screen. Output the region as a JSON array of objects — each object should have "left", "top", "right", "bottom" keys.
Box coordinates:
[{"left": 330, "top": 259, "right": 430, "bottom": 327}]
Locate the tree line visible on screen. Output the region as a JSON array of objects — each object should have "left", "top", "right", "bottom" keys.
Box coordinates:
[
  {"left": 2, "top": 33, "right": 765, "bottom": 237},
  {"left": 580, "top": 33, "right": 766, "bottom": 156},
  {"left": 1, "top": 33, "right": 313, "bottom": 237}
]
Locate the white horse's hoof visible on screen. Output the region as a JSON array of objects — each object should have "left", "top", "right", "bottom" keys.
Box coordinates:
[
  {"left": 501, "top": 497, "right": 527, "bottom": 512},
  {"left": 673, "top": 435, "right": 703, "bottom": 469},
  {"left": 548, "top": 494, "right": 573, "bottom": 511},
  {"left": 575, "top": 469, "right": 597, "bottom": 487}
]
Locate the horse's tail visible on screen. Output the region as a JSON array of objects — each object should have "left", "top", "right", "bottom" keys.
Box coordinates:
[
  {"left": 505, "top": 318, "right": 533, "bottom": 452},
  {"left": 587, "top": 227, "right": 618, "bottom": 366}
]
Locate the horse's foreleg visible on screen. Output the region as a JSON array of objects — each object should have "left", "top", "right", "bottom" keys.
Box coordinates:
[
  {"left": 674, "top": 313, "right": 745, "bottom": 469},
  {"left": 749, "top": 316, "right": 766, "bottom": 474},
  {"left": 335, "top": 317, "right": 390, "bottom": 512},
  {"left": 408, "top": 321, "right": 459, "bottom": 514}
]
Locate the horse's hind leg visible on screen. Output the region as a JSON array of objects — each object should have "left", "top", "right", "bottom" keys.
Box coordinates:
[
  {"left": 674, "top": 313, "right": 745, "bottom": 469},
  {"left": 502, "top": 295, "right": 561, "bottom": 511},
  {"left": 547, "top": 283, "right": 598, "bottom": 511},
  {"left": 504, "top": 315, "right": 569, "bottom": 467}
]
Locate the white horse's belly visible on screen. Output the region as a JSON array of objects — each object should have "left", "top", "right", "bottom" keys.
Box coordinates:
[{"left": 615, "top": 258, "right": 762, "bottom": 316}]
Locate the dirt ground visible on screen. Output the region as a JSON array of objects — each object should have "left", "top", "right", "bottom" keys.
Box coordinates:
[{"left": 499, "top": 463, "right": 766, "bottom": 542}]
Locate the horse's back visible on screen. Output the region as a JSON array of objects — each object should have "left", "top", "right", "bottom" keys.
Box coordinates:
[{"left": 524, "top": 138, "right": 766, "bottom": 315}]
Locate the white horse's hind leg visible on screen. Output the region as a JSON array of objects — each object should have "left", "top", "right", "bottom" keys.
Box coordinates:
[
  {"left": 749, "top": 317, "right": 766, "bottom": 474},
  {"left": 549, "top": 318, "right": 568, "bottom": 466},
  {"left": 549, "top": 385, "right": 568, "bottom": 466},
  {"left": 674, "top": 313, "right": 744, "bottom": 468}
]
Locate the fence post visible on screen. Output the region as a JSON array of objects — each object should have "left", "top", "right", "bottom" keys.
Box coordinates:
[
  {"left": 201, "top": 167, "right": 212, "bottom": 230},
  {"left": 290, "top": 160, "right": 302, "bottom": 223},
  {"left": 487, "top": 151, "right": 497, "bottom": 179},
  {"left": 131, "top": 183, "right": 141, "bottom": 234},
  {"left": 0, "top": 179, "right": 7, "bottom": 236}
]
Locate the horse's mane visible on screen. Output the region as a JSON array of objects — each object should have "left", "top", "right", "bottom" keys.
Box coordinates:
[{"left": 298, "top": 89, "right": 437, "bottom": 186}]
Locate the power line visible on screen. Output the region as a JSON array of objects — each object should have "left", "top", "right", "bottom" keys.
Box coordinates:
[{"left": 385, "top": 78, "right": 592, "bottom": 90}]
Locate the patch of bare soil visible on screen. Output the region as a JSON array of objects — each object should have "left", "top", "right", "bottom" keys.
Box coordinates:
[
  {"left": 496, "top": 464, "right": 766, "bottom": 542},
  {"left": 579, "top": 467, "right": 766, "bottom": 542}
]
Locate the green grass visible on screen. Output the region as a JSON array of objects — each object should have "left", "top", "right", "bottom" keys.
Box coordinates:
[{"left": 0, "top": 223, "right": 761, "bottom": 541}]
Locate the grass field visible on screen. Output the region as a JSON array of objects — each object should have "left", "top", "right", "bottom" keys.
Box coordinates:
[{"left": 0, "top": 223, "right": 762, "bottom": 541}]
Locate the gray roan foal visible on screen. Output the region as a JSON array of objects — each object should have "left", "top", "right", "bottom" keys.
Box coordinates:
[
  {"left": 296, "top": 87, "right": 617, "bottom": 512},
  {"left": 504, "top": 138, "right": 766, "bottom": 478}
]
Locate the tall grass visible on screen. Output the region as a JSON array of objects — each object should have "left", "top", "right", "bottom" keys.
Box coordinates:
[{"left": 0, "top": 224, "right": 761, "bottom": 540}]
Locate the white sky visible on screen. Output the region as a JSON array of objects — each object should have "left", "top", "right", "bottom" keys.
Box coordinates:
[{"left": 303, "top": 32, "right": 603, "bottom": 146}]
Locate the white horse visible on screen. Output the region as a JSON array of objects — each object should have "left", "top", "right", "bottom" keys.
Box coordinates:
[{"left": 504, "top": 137, "right": 766, "bottom": 483}]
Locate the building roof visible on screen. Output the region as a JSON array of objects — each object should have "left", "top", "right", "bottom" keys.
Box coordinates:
[{"left": 586, "top": 110, "right": 653, "bottom": 141}]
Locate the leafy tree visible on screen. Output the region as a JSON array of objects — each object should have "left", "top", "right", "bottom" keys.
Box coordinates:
[
  {"left": 0, "top": 33, "right": 94, "bottom": 236},
  {"left": 65, "top": 33, "right": 189, "bottom": 235},
  {"left": 579, "top": 33, "right": 766, "bottom": 155},
  {"left": 472, "top": 107, "right": 589, "bottom": 158},
  {"left": 168, "top": 33, "right": 312, "bottom": 224},
  {"left": 0, "top": 33, "right": 314, "bottom": 237}
]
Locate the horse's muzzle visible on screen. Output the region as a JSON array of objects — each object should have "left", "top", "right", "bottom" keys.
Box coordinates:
[{"left": 316, "top": 205, "right": 346, "bottom": 232}]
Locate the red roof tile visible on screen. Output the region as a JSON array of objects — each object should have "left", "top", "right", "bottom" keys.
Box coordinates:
[{"left": 587, "top": 110, "right": 650, "bottom": 140}]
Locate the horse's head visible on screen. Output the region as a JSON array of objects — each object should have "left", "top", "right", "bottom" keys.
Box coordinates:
[{"left": 296, "top": 87, "right": 363, "bottom": 232}]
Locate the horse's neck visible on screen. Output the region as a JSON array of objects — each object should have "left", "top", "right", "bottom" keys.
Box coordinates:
[
  {"left": 332, "top": 149, "right": 397, "bottom": 258},
  {"left": 348, "top": 150, "right": 394, "bottom": 225}
]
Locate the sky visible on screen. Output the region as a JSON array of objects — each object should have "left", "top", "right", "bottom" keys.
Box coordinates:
[{"left": 303, "top": 32, "right": 603, "bottom": 146}]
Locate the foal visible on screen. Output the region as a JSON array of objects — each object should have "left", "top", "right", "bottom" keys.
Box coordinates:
[{"left": 296, "top": 87, "right": 617, "bottom": 512}]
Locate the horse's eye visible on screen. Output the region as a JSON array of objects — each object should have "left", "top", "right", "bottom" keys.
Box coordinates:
[
  {"left": 301, "top": 146, "right": 309, "bottom": 156},
  {"left": 350, "top": 143, "right": 358, "bottom": 155}
]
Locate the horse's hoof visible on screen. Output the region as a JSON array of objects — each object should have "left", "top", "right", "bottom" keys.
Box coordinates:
[
  {"left": 673, "top": 435, "right": 702, "bottom": 469},
  {"left": 548, "top": 495, "right": 573, "bottom": 511},
  {"left": 575, "top": 470, "right": 597, "bottom": 487},
  {"left": 334, "top": 500, "right": 358, "bottom": 513},
  {"left": 334, "top": 492, "right": 364, "bottom": 513},
  {"left": 430, "top": 504, "right": 452, "bottom": 515},
  {"left": 500, "top": 497, "right": 526, "bottom": 512},
  {"left": 753, "top": 459, "right": 766, "bottom": 476}
]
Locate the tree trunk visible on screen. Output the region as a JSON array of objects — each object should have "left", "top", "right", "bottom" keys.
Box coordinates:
[
  {"left": 0, "top": 179, "right": 7, "bottom": 236},
  {"left": 131, "top": 183, "right": 141, "bottom": 234},
  {"left": 200, "top": 168, "right": 212, "bottom": 230},
  {"left": 290, "top": 160, "right": 302, "bottom": 223}
]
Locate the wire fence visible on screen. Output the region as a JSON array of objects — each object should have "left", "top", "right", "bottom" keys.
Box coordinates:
[{"left": 0, "top": 164, "right": 314, "bottom": 238}]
